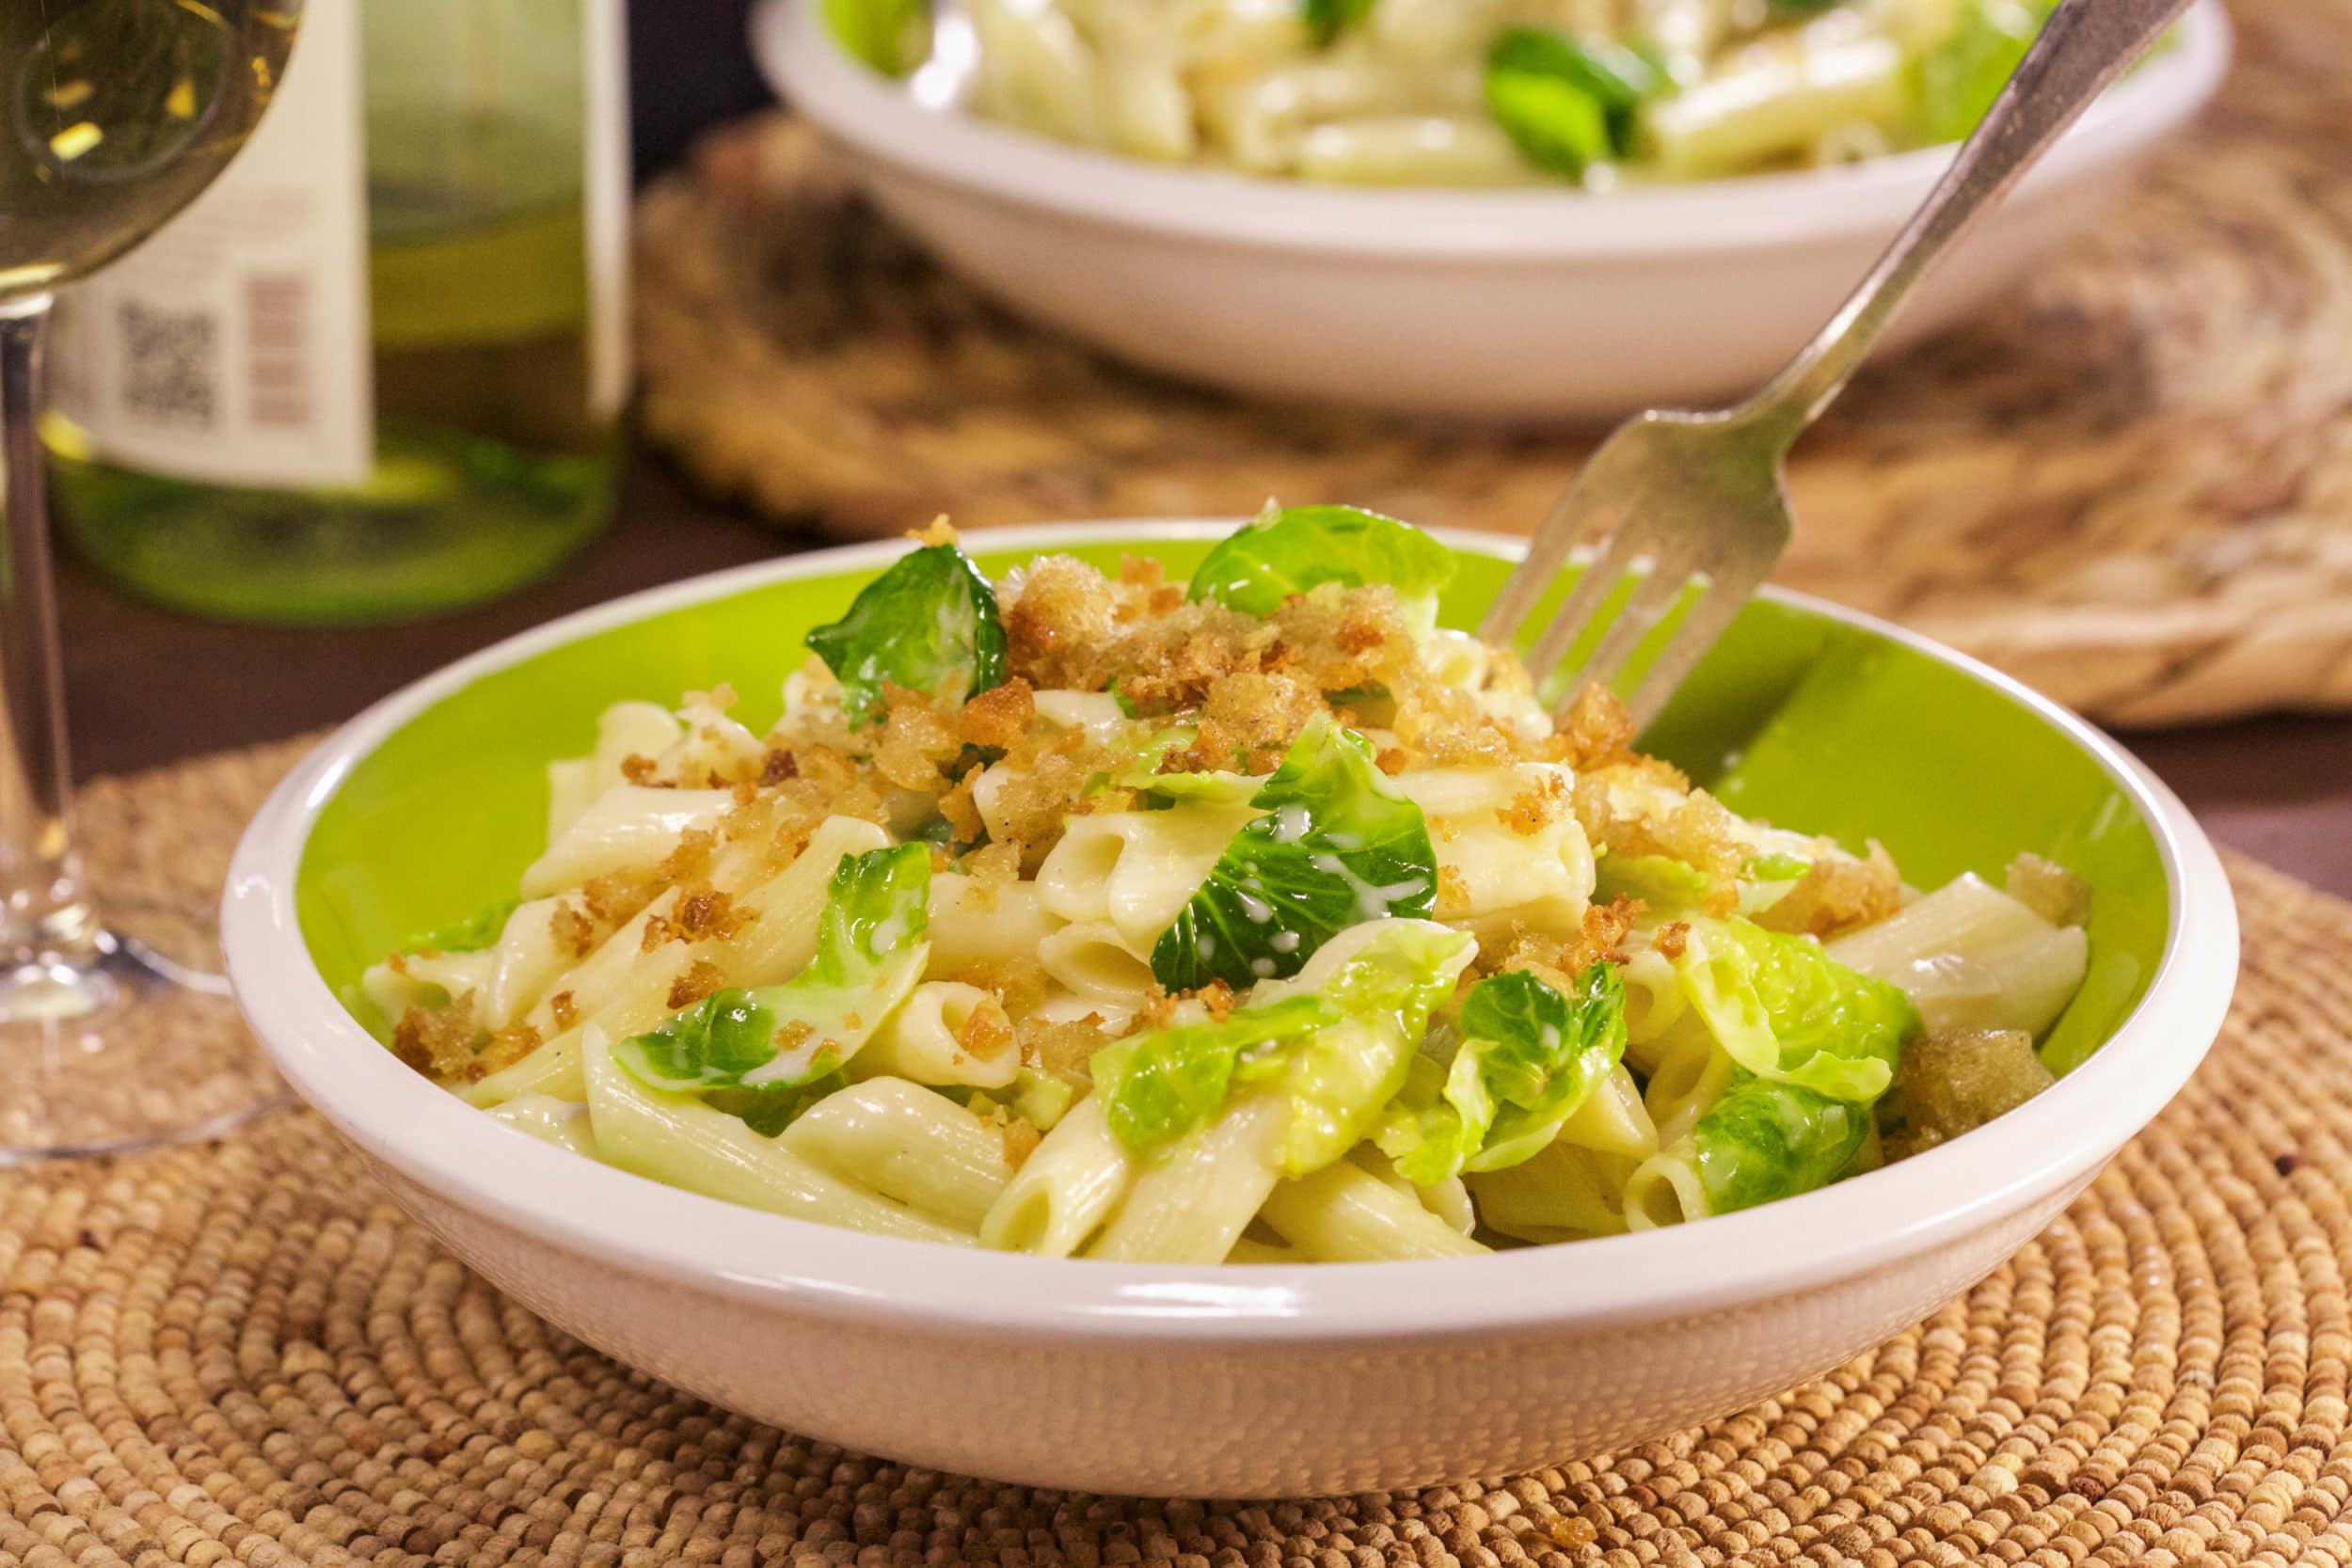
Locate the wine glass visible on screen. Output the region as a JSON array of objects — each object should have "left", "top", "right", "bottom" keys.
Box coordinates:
[{"left": 0, "top": 0, "right": 305, "bottom": 1160}]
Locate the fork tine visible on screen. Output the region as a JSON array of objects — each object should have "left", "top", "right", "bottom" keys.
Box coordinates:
[
  {"left": 1621, "top": 565, "right": 1756, "bottom": 730},
  {"left": 1479, "top": 481, "right": 1625, "bottom": 645},
  {"left": 1541, "top": 548, "right": 1696, "bottom": 710},
  {"left": 1518, "top": 518, "right": 1661, "bottom": 678}
]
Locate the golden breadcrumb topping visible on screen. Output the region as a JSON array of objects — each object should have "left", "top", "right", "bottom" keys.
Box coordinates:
[
  {"left": 1756, "top": 842, "right": 1906, "bottom": 939},
  {"left": 2006, "top": 850, "right": 2092, "bottom": 927}
]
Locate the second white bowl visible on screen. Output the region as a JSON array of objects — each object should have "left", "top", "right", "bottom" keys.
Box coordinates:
[{"left": 756, "top": 0, "right": 2229, "bottom": 421}]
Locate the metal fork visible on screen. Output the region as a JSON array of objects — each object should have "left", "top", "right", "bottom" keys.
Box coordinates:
[{"left": 1484, "top": 0, "right": 2197, "bottom": 727}]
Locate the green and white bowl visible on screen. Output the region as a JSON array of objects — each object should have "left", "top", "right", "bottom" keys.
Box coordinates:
[{"left": 222, "top": 522, "right": 2237, "bottom": 1497}]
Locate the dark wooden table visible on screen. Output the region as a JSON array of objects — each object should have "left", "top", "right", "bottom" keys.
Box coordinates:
[{"left": 58, "top": 448, "right": 2352, "bottom": 900}]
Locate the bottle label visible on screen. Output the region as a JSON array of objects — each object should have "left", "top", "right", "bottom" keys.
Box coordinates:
[
  {"left": 49, "top": 0, "right": 373, "bottom": 488},
  {"left": 50, "top": 0, "right": 632, "bottom": 488}
]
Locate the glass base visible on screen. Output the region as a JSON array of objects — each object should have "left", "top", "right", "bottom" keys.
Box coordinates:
[{"left": 0, "top": 902, "right": 288, "bottom": 1163}]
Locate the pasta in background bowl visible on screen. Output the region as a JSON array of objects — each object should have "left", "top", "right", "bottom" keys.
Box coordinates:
[
  {"left": 757, "top": 0, "right": 2229, "bottom": 419},
  {"left": 224, "top": 519, "right": 2236, "bottom": 1497},
  {"left": 942, "top": 0, "right": 2086, "bottom": 187}
]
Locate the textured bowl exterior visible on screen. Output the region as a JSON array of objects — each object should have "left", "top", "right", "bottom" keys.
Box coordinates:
[
  {"left": 756, "top": 1, "right": 2231, "bottom": 421},
  {"left": 224, "top": 524, "right": 2239, "bottom": 1499},
  {"left": 364, "top": 1151, "right": 2100, "bottom": 1497}
]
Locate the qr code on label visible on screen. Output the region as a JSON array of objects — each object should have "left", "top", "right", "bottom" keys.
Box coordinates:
[{"left": 118, "top": 301, "right": 218, "bottom": 429}]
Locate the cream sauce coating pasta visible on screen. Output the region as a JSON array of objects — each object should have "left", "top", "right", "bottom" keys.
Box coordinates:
[{"left": 364, "top": 517, "right": 2094, "bottom": 1260}]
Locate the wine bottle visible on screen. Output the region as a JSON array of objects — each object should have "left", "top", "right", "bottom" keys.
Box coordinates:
[{"left": 41, "top": 0, "right": 630, "bottom": 623}]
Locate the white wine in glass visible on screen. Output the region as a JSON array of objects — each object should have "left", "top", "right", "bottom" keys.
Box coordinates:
[{"left": 0, "top": 0, "right": 303, "bottom": 1160}]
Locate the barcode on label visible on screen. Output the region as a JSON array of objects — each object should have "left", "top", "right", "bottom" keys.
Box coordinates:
[
  {"left": 118, "top": 301, "right": 218, "bottom": 429},
  {"left": 245, "top": 273, "right": 312, "bottom": 430}
]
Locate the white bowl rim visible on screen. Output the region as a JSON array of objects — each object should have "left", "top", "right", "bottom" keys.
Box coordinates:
[
  {"left": 224, "top": 520, "right": 2240, "bottom": 1345},
  {"left": 755, "top": 0, "right": 2233, "bottom": 260}
]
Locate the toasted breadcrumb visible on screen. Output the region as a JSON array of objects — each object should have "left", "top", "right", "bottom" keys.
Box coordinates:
[
  {"left": 911, "top": 515, "right": 958, "bottom": 546},
  {"left": 1001, "top": 1118, "right": 1044, "bottom": 1167},
  {"left": 873, "top": 685, "right": 963, "bottom": 791},
  {"left": 1655, "top": 921, "right": 1692, "bottom": 960},
  {"left": 1005, "top": 555, "right": 1118, "bottom": 690},
  {"left": 1503, "top": 770, "right": 1569, "bottom": 835},
  {"left": 620, "top": 752, "right": 658, "bottom": 784},
  {"left": 1015, "top": 1013, "right": 1111, "bottom": 1078},
  {"left": 578, "top": 873, "right": 652, "bottom": 931},
  {"left": 1575, "top": 768, "right": 1748, "bottom": 914},
  {"left": 959, "top": 677, "right": 1036, "bottom": 751},
  {"left": 1195, "top": 980, "right": 1238, "bottom": 1022},
  {"left": 1565, "top": 896, "right": 1643, "bottom": 973},
  {"left": 1554, "top": 685, "right": 1638, "bottom": 769},
  {"left": 1757, "top": 842, "right": 1906, "bottom": 939},
  {"left": 656, "top": 828, "right": 716, "bottom": 885},
  {"left": 954, "top": 996, "right": 1016, "bottom": 1066},
  {"left": 961, "top": 840, "right": 1023, "bottom": 890},
  {"left": 952, "top": 956, "right": 1052, "bottom": 1022},
  {"left": 667, "top": 958, "right": 725, "bottom": 1010},
  {"left": 1883, "top": 1029, "right": 2056, "bottom": 1160},
  {"left": 548, "top": 990, "right": 578, "bottom": 1029},
  {"left": 1479, "top": 896, "right": 1643, "bottom": 993},
  {"left": 1436, "top": 863, "right": 1473, "bottom": 918},
  {"left": 961, "top": 725, "right": 1120, "bottom": 867},
  {"left": 937, "top": 781, "right": 986, "bottom": 846},
  {"left": 551, "top": 901, "right": 599, "bottom": 959},
  {"left": 394, "top": 994, "right": 484, "bottom": 1082},
  {"left": 2006, "top": 851, "right": 2091, "bottom": 927},
  {"left": 481, "top": 1022, "right": 541, "bottom": 1077},
  {"left": 675, "top": 886, "right": 752, "bottom": 943}
]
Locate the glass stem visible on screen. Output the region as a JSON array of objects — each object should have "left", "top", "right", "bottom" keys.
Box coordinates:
[{"left": 0, "top": 295, "right": 90, "bottom": 957}]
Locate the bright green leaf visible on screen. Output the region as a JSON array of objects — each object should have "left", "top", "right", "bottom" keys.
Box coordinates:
[
  {"left": 1692, "top": 1073, "right": 1871, "bottom": 1213},
  {"left": 1098, "top": 920, "right": 1474, "bottom": 1175},
  {"left": 1593, "top": 853, "right": 1715, "bottom": 913},
  {"left": 804, "top": 542, "right": 1007, "bottom": 727},
  {"left": 1091, "top": 993, "right": 1343, "bottom": 1153},
  {"left": 1911, "top": 0, "right": 2040, "bottom": 145},
  {"left": 612, "top": 845, "right": 931, "bottom": 1097},
  {"left": 1187, "top": 503, "right": 1455, "bottom": 637},
  {"left": 1673, "top": 917, "right": 1917, "bottom": 1102},
  {"left": 1485, "top": 26, "right": 1661, "bottom": 174},
  {"left": 1377, "top": 962, "right": 1629, "bottom": 1183},
  {"left": 1151, "top": 714, "right": 1437, "bottom": 991},
  {"left": 404, "top": 895, "right": 520, "bottom": 955},
  {"left": 1302, "top": 0, "right": 1375, "bottom": 45},
  {"left": 1109, "top": 726, "right": 1257, "bottom": 805},
  {"left": 1260, "top": 922, "right": 1475, "bottom": 1174}
]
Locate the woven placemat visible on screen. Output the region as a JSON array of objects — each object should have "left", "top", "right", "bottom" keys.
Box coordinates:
[
  {"left": 634, "top": 0, "right": 2352, "bottom": 731},
  {"left": 3, "top": 740, "right": 2347, "bottom": 1567}
]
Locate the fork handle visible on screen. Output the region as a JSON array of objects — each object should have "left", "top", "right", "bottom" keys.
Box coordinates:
[{"left": 1735, "top": 0, "right": 2199, "bottom": 447}]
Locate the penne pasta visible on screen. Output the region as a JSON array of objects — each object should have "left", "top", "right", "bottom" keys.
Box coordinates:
[
  {"left": 581, "top": 1033, "right": 972, "bottom": 1246},
  {"left": 980, "top": 1094, "right": 1134, "bottom": 1257},
  {"left": 781, "top": 1077, "right": 1017, "bottom": 1230},
  {"left": 1089, "top": 1095, "right": 1288, "bottom": 1264},
  {"left": 372, "top": 510, "right": 2095, "bottom": 1263},
  {"left": 859, "top": 981, "right": 1022, "bottom": 1089},
  {"left": 949, "top": 0, "right": 2032, "bottom": 186},
  {"left": 1263, "top": 1156, "right": 1490, "bottom": 1260}
]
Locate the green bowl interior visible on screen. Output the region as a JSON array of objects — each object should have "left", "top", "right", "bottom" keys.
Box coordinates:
[{"left": 299, "top": 538, "right": 2166, "bottom": 1074}]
